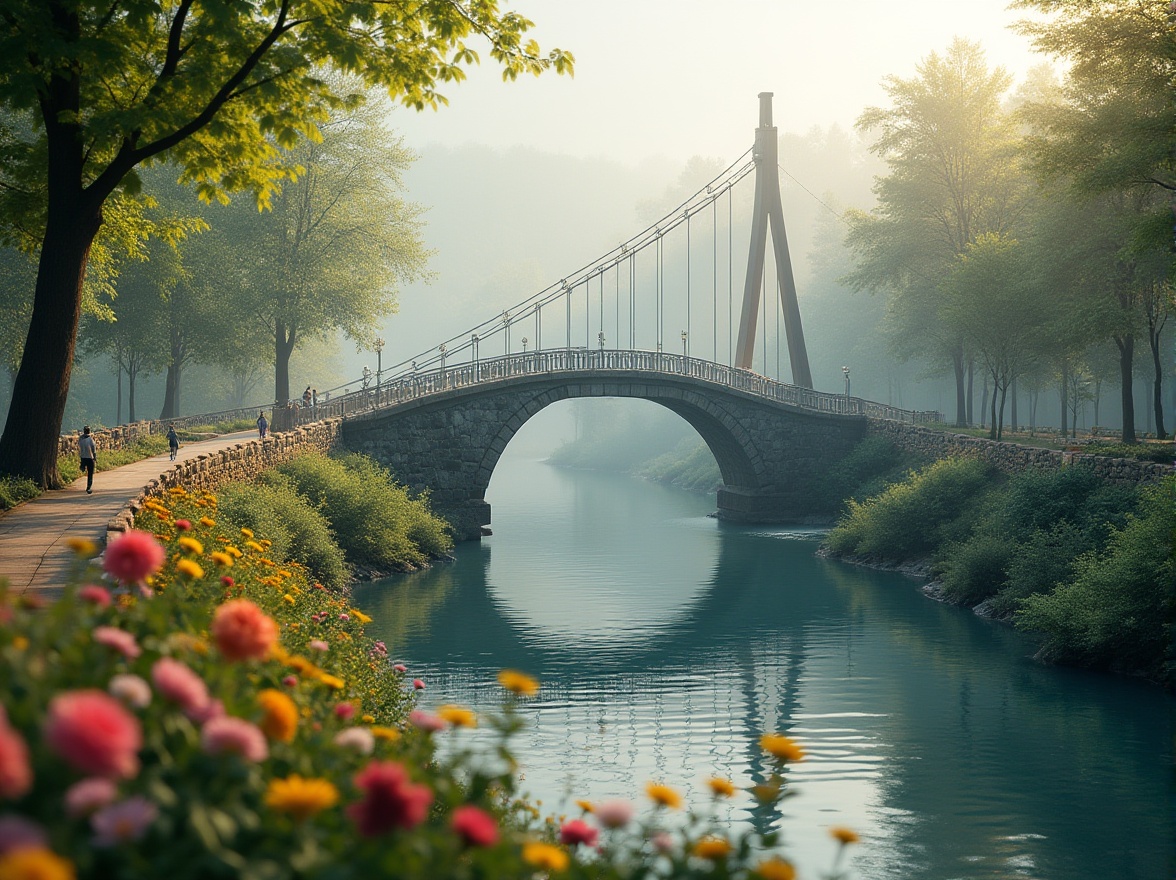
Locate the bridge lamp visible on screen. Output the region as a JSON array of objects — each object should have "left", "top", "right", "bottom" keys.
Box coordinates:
[
  {"left": 598, "top": 331, "right": 605, "bottom": 351},
  {"left": 471, "top": 334, "right": 480, "bottom": 378},
  {"left": 522, "top": 337, "right": 528, "bottom": 353},
  {"left": 842, "top": 365, "right": 851, "bottom": 399},
  {"left": 374, "top": 337, "right": 385, "bottom": 390},
  {"left": 681, "top": 329, "right": 688, "bottom": 357},
  {"left": 439, "top": 343, "right": 447, "bottom": 376}
]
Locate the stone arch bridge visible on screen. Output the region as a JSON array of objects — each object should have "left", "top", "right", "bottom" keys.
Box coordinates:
[{"left": 319, "top": 350, "right": 934, "bottom": 541}]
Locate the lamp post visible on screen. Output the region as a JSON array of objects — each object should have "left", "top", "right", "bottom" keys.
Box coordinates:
[
  {"left": 374, "top": 337, "right": 385, "bottom": 391},
  {"left": 503, "top": 310, "right": 511, "bottom": 354},
  {"left": 439, "top": 343, "right": 447, "bottom": 383},
  {"left": 681, "top": 330, "right": 688, "bottom": 357},
  {"left": 522, "top": 336, "right": 528, "bottom": 353},
  {"left": 471, "top": 333, "right": 480, "bottom": 380},
  {"left": 598, "top": 331, "right": 605, "bottom": 351},
  {"left": 842, "top": 365, "right": 851, "bottom": 400}
]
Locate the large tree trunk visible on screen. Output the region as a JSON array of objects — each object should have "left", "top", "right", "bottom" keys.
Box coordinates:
[
  {"left": 128, "top": 363, "right": 138, "bottom": 423},
  {"left": 1148, "top": 325, "right": 1167, "bottom": 440},
  {"left": 0, "top": 207, "right": 102, "bottom": 486},
  {"left": 1010, "top": 377, "right": 1017, "bottom": 432},
  {"left": 159, "top": 364, "right": 178, "bottom": 420},
  {"left": 996, "top": 382, "right": 1008, "bottom": 441},
  {"left": 275, "top": 320, "right": 296, "bottom": 405},
  {"left": 989, "top": 374, "right": 999, "bottom": 440},
  {"left": 966, "top": 358, "right": 974, "bottom": 426},
  {"left": 115, "top": 353, "right": 123, "bottom": 426},
  {"left": 1114, "top": 334, "right": 1136, "bottom": 444},
  {"left": 952, "top": 348, "right": 966, "bottom": 427},
  {"left": 1059, "top": 360, "right": 1068, "bottom": 438}
]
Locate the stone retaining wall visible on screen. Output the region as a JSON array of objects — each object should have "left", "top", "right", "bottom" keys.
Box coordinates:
[
  {"left": 58, "top": 421, "right": 160, "bottom": 460},
  {"left": 866, "top": 419, "right": 1173, "bottom": 485},
  {"left": 105, "top": 420, "right": 343, "bottom": 541}
]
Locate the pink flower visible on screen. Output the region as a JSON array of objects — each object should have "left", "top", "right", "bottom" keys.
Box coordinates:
[
  {"left": 0, "top": 815, "right": 46, "bottom": 854},
  {"left": 393, "top": 663, "right": 408, "bottom": 673},
  {"left": 93, "top": 626, "right": 141, "bottom": 659},
  {"left": 108, "top": 674, "right": 151, "bottom": 709},
  {"left": 65, "top": 778, "right": 118, "bottom": 818},
  {"left": 334, "top": 703, "right": 355, "bottom": 721},
  {"left": 210, "top": 599, "right": 278, "bottom": 662},
  {"left": 559, "top": 818, "right": 599, "bottom": 848},
  {"left": 200, "top": 716, "right": 268, "bottom": 762},
  {"left": 282, "top": 675, "right": 298, "bottom": 688},
  {"left": 412, "top": 679, "right": 425, "bottom": 691},
  {"left": 187, "top": 699, "right": 225, "bottom": 725},
  {"left": 44, "top": 690, "right": 141, "bottom": 779},
  {"left": 408, "top": 710, "right": 447, "bottom": 733},
  {"left": 594, "top": 799, "right": 635, "bottom": 829},
  {"left": 174, "top": 520, "right": 191, "bottom": 531},
  {"left": 79, "top": 585, "right": 112, "bottom": 609},
  {"left": 0, "top": 723, "right": 32, "bottom": 800},
  {"left": 308, "top": 639, "right": 329, "bottom": 653},
  {"left": 451, "top": 805, "right": 499, "bottom": 848},
  {"left": 347, "top": 761, "right": 433, "bottom": 837},
  {"left": 333, "top": 727, "right": 375, "bottom": 755},
  {"left": 338, "top": 613, "right": 350, "bottom": 622},
  {"left": 91, "top": 796, "right": 157, "bottom": 846},
  {"left": 220, "top": 576, "right": 235, "bottom": 588},
  {"left": 651, "top": 831, "right": 674, "bottom": 854},
  {"left": 151, "top": 658, "right": 210, "bottom": 717},
  {"left": 102, "top": 530, "right": 166, "bottom": 585}
]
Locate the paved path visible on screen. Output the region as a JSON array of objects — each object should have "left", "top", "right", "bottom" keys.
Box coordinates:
[{"left": 0, "top": 430, "right": 256, "bottom": 597}]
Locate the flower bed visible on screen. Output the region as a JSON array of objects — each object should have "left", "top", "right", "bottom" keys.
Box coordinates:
[{"left": 0, "top": 487, "right": 855, "bottom": 879}]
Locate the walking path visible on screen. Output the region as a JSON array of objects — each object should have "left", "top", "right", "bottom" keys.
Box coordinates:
[{"left": 0, "top": 430, "right": 255, "bottom": 598}]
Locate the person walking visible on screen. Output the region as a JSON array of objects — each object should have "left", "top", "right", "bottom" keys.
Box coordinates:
[
  {"left": 302, "top": 386, "right": 312, "bottom": 408},
  {"left": 166, "top": 424, "right": 179, "bottom": 461},
  {"left": 78, "top": 426, "right": 97, "bottom": 494},
  {"left": 256, "top": 411, "right": 268, "bottom": 439}
]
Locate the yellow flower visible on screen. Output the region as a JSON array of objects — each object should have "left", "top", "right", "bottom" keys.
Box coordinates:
[
  {"left": 496, "top": 669, "right": 539, "bottom": 696},
  {"left": 65, "top": 537, "right": 97, "bottom": 557},
  {"left": 437, "top": 705, "right": 477, "bottom": 728},
  {"left": 258, "top": 689, "right": 299, "bottom": 742},
  {"left": 245, "top": 541, "right": 265, "bottom": 553},
  {"left": 282, "top": 594, "right": 296, "bottom": 605},
  {"left": 753, "top": 857, "right": 797, "bottom": 880},
  {"left": 645, "top": 782, "right": 683, "bottom": 809},
  {"left": 349, "top": 608, "right": 372, "bottom": 624},
  {"left": 692, "top": 837, "right": 732, "bottom": 860},
  {"left": 11, "top": 636, "right": 29, "bottom": 652},
  {"left": 0, "top": 847, "right": 76, "bottom": 880},
  {"left": 750, "top": 780, "right": 782, "bottom": 803},
  {"left": 371, "top": 726, "right": 400, "bottom": 742},
  {"left": 199, "top": 516, "right": 216, "bottom": 527},
  {"left": 240, "top": 528, "right": 254, "bottom": 539},
  {"left": 177, "top": 536, "right": 204, "bottom": 556},
  {"left": 260, "top": 539, "right": 272, "bottom": 549},
  {"left": 521, "top": 842, "right": 568, "bottom": 872},
  {"left": 225, "top": 546, "right": 243, "bottom": 559},
  {"left": 575, "top": 799, "right": 593, "bottom": 813},
  {"left": 210, "top": 551, "right": 233, "bottom": 568},
  {"left": 264, "top": 774, "right": 339, "bottom": 822},
  {"left": 168, "top": 487, "right": 187, "bottom": 496},
  {"left": 277, "top": 570, "right": 292, "bottom": 579},
  {"left": 175, "top": 559, "right": 204, "bottom": 580},
  {"left": 706, "top": 777, "right": 737, "bottom": 798},
  {"left": 361, "top": 714, "right": 376, "bottom": 724},
  {"left": 829, "top": 826, "right": 860, "bottom": 845},
  {"left": 760, "top": 733, "right": 805, "bottom": 763},
  {"left": 318, "top": 673, "right": 345, "bottom": 690}
]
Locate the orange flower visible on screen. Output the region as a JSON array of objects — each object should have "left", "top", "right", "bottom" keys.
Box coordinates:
[
  {"left": 437, "top": 705, "right": 477, "bottom": 728},
  {"left": 258, "top": 689, "right": 298, "bottom": 742},
  {"left": 692, "top": 837, "right": 732, "bottom": 860},
  {"left": 830, "top": 825, "right": 860, "bottom": 845},
  {"left": 760, "top": 733, "right": 805, "bottom": 763},
  {"left": 753, "top": 857, "right": 797, "bottom": 880},
  {"left": 522, "top": 842, "right": 568, "bottom": 872},
  {"left": 645, "top": 782, "right": 682, "bottom": 809},
  {"left": 706, "top": 777, "right": 736, "bottom": 798},
  {"left": 210, "top": 599, "right": 278, "bottom": 662},
  {"left": 496, "top": 669, "right": 539, "bottom": 696}
]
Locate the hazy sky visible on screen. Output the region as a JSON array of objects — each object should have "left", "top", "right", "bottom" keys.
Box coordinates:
[{"left": 390, "top": 0, "right": 1046, "bottom": 166}]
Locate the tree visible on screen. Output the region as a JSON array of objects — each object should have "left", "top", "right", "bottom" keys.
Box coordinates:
[
  {"left": 845, "top": 39, "right": 1026, "bottom": 426},
  {"left": 0, "top": 2, "right": 572, "bottom": 487}
]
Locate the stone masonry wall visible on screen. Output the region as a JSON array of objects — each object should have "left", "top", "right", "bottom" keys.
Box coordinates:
[
  {"left": 58, "top": 421, "right": 160, "bottom": 461},
  {"left": 866, "top": 419, "right": 1173, "bottom": 486},
  {"left": 105, "top": 420, "right": 343, "bottom": 541}
]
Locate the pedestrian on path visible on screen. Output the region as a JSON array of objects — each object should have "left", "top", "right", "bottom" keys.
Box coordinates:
[
  {"left": 78, "top": 426, "right": 97, "bottom": 494},
  {"left": 166, "top": 424, "right": 179, "bottom": 461},
  {"left": 257, "top": 411, "right": 268, "bottom": 439}
]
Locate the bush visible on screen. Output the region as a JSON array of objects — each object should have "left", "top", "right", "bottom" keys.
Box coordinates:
[
  {"left": 1082, "top": 441, "right": 1173, "bottom": 464},
  {"left": 812, "top": 436, "right": 922, "bottom": 512},
  {"left": 1015, "top": 477, "right": 1176, "bottom": 681},
  {"left": 824, "top": 457, "right": 993, "bottom": 561},
  {"left": 0, "top": 473, "right": 40, "bottom": 510},
  {"left": 636, "top": 438, "right": 722, "bottom": 491},
  {"left": 273, "top": 452, "right": 452, "bottom": 572},
  {"left": 987, "top": 522, "right": 1088, "bottom": 618},
  {"left": 217, "top": 480, "right": 350, "bottom": 590},
  {"left": 937, "top": 529, "right": 1013, "bottom": 605}
]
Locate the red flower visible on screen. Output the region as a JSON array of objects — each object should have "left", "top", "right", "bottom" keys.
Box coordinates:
[
  {"left": 0, "top": 721, "right": 32, "bottom": 799},
  {"left": 151, "top": 658, "right": 210, "bottom": 717},
  {"left": 559, "top": 818, "right": 599, "bottom": 848},
  {"left": 347, "top": 761, "right": 433, "bottom": 837},
  {"left": 210, "top": 599, "right": 278, "bottom": 662},
  {"left": 220, "top": 576, "right": 234, "bottom": 588},
  {"left": 102, "top": 530, "right": 165, "bottom": 585},
  {"left": 174, "top": 519, "right": 191, "bottom": 531},
  {"left": 451, "top": 805, "right": 498, "bottom": 847},
  {"left": 78, "top": 585, "right": 112, "bottom": 609},
  {"left": 412, "top": 679, "right": 425, "bottom": 690},
  {"left": 44, "top": 690, "right": 142, "bottom": 779}
]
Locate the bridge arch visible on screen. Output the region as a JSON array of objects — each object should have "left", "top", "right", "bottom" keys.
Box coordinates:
[{"left": 341, "top": 366, "right": 867, "bottom": 541}]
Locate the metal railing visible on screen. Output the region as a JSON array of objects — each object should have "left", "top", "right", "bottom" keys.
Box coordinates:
[{"left": 271, "top": 349, "right": 939, "bottom": 432}]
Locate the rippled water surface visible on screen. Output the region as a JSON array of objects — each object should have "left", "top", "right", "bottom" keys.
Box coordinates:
[{"left": 353, "top": 453, "right": 1174, "bottom": 880}]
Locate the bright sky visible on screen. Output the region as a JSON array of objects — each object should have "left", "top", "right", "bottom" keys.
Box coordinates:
[{"left": 390, "top": 0, "right": 1046, "bottom": 166}]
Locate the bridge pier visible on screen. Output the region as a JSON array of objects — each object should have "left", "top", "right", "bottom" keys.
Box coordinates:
[{"left": 715, "top": 486, "right": 826, "bottom": 525}]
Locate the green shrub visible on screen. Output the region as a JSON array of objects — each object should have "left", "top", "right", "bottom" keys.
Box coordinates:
[
  {"left": 1083, "top": 441, "right": 1173, "bottom": 464},
  {"left": 636, "top": 438, "right": 722, "bottom": 491},
  {"left": 937, "top": 529, "right": 1013, "bottom": 605},
  {"left": 824, "top": 457, "right": 993, "bottom": 561},
  {"left": 813, "top": 436, "right": 922, "bottom": 512},
  {"left": 1015, "top": 477, "right": 1176, "bottom": 681},
  {"left": 0, "top": 473, "right": 40, "bottom": 510},
  {"left": 273, "top": 452, "right": 452, "bottom": 572},
  {"left": 987, "top": 521, "right": 1088, "bottom": 618},
  {"left": 217, "top": 479, "right": 350, "bottom": 590}
]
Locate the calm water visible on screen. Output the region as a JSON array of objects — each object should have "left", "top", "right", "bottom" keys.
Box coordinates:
[{"left": 353, "top": 454, "right": 1175, "bottom": 880}]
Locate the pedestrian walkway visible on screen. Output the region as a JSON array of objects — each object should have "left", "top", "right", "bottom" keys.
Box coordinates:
[{"left": 0, "top": 430, "right": 255, "bottom": 598}]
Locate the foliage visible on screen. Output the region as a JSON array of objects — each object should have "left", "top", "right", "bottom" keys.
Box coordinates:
[
  {"left": 1016, "top": 477, "right": 1175, "bottom": 681},
  {"left": 0, "top": 490, "right": 851, "bottom": 880},
  {"left": 0, "top": 472, "right": 38, "bottom": 510},
  {"left": 938, "top": 528, "right": 1016, "bottom": 606},
  {"left": 270, "top": 453, "right": 453, "bottom": 572},
  {"left": 217, "top": 480, "right": 351, "bottom": 592},
  {"left": 1082, "top": 442, "right": 1174, "bottom": 464},
  {"left": 824, "top": 457, "right": 993, "bottom": 560},
  {"left": 635, "top": 439, "right": 722, "bottom": 492},
  {"left": 810, "top": 435, "right": 925, "bottom": 513}
]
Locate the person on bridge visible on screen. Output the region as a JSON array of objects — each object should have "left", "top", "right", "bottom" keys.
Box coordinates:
[
  {"left": 166, "top": 424, "right": 179, "bottom": 461},
  {"left": 303, "top": 386, "right": 312, "bottom": 408},
  {"left": 78, "top": 426, "right": 97, "bottom": 494},
  {"left": 256, "top": 411, "right": 268, "bottom": 440}
]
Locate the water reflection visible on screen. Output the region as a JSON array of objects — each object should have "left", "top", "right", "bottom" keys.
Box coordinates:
[{"left": 353, "top": 457, "right": 1174, "bottom": 880}]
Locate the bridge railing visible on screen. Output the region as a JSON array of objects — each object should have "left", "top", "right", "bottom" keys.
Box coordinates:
[{"left": 271, "top": 349, "right": 940, "bottom": 432}]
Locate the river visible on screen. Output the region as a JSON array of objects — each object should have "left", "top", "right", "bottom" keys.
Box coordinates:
[{"left": 352, "top": 449, "right": 1174, "bottom": 880}]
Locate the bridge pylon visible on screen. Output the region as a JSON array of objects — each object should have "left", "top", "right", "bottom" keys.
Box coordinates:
[{"left": 734, "top": 93, "right": 813, "bottom": 389}]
